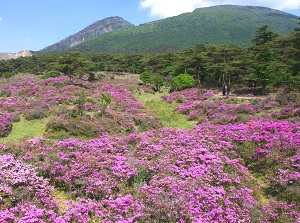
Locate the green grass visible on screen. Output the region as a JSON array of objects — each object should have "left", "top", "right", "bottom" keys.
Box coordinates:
[
  {"left": 0, "top": 116, "right": 51, "bottom": 144},
  {"left": 53, "top": 189, "right": 73, "bottom": 212},
  {"left": 134, "top": 91, "right": 195, "bottom": 129}
]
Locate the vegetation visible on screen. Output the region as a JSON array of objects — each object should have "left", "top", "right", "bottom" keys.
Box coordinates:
[
  {"left": 0, "top": 11, "right": 299, "bottom": 223},
  {"left": 1, "top": 18, "right": 300, "bottom": 92},
  {"left": 170, "top": 73, "right": 195, "bottom": 91}
]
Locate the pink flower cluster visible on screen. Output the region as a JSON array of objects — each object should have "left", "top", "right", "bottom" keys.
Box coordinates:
[
  {"left": 0, "top": 113, "right": 12, "bottom": 137},
  {"left": 164, "top": 88, "right": 300, "bottom": 124}
]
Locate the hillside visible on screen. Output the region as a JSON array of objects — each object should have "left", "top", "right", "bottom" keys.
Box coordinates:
[
  {"left": 41, "top": 16, "right": 134, "bottom": 52},
  {"left": 0, "top": 73, "right": 299, "bottom": 222},
  {"left": 68, "top": 5, "right": 299, "bottom": 53}
]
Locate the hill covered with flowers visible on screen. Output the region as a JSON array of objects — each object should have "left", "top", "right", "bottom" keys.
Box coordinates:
[{"left": 0, "top": 74, "right": 299, "bottom": 222}]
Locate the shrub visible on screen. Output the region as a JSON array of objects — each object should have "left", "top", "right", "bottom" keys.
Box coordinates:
[
  {"left": 45, "top": 115, "right": 100, "bottom": 139},
  {"left": 275, "top": 89, "right": 300, "bottom": 105},
  {"left": 170, "top": 74, "right": 195, "bottom": 92},
  {"left": 0, "top": 113, "right": 12, "bottom": 137},
  {"left": 40, "top": 71, "right": 61, "bottom": 79},
  {"left": 23, "top": 107, "right": 48, "bottom": 120}
]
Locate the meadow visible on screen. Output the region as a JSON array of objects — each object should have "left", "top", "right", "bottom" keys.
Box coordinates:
[{"left": 0, "top": 73, "right": 299, "bottom": 222}]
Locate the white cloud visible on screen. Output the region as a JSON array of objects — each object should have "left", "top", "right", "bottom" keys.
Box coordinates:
[
  {"left": 139, "top": 0, "right": 300, "bottom": 18},
  {"left": 0, "top": 17, "right": 2, "bottom": 22}
]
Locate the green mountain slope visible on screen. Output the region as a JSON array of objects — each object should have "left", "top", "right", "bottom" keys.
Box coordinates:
[
  {"left": 69, "top": 5, "right": 298, "bottom": 53},
  {"left": 41, "top": 16, "right": 134, "bottom": 52}
]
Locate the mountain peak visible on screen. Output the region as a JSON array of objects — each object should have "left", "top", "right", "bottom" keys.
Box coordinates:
[{"left": 41, "top": 16, "right": 134, "bottom": 52}]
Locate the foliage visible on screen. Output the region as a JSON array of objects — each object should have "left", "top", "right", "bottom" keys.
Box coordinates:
[
  {"left": 139, "top": 71, "right": 151, "bottom": 84},
  {"left": 170, "top": 73, "right": 195, "bottom": 91},
  {"left": 40, "top": 71, "right": 61, "bottom": 79},
  {"left": 152, "top": 75, "right": 164, "bottom": 91},
  {"left": 252, "top": 24, "right": 279, "bottom": 46},
  {"left": 72, "top": 91, "right": 86, "bottom": 117},
  {"left": 99, "top": 93, "right": 112, "bottom": 117}
]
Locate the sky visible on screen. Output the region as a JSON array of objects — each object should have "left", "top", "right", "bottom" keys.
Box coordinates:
[{"left": 0, "top": 0, "right": 300, "bottom": 53}]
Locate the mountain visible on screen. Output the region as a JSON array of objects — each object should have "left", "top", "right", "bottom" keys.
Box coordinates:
[
  {"left": 41, "top": 16, "right": 134, "bottom": 52},
  {"left": 0, "top": 50, "right": 33, "bottom": 60},
  {"left": 67, "top": 5, "right": 299, "bottom": 53}
]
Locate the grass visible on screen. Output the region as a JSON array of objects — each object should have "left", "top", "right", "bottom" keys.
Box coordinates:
[
  {"left": 0, "top": 116, "right": 51, "bottom": 144},
  {"left": 134, "top": 90, "right": 196, "bottom": 129},
  {"left": 53, "top": 189, "right": 74, "bottom": 212}
]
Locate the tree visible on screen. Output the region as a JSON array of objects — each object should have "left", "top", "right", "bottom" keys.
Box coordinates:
[
  {"left": 255, "top": 50, "right": 276, "bottom": 91},
  {"left": 252, "top": 24, "right": 279, "bottom": 47},
  {"left": 72, "top": 91, "right": 86, "bottom": 117},
  {"left": 170, "top": 74, "right": 195, "bottom": 92},
  {"left": 56, "top": 51, "right": 94, "bottom": 82},
  {"left": 289, "top": 17, "right": 300, "bottom": 90},
  {"left": 251, "top": 25, "right": 279, "bottom": 94},
  {"left": 0, "top": 60, "right": 13, "bottom": 77},
  {"left": 152, "top": 75, "right": 164, "bottom": 92},
  {"left": 99, "top": 93, "right": 112, "bottom": 117},
  {"left": 140, "top": 71, "right": 151, "bottom": 84}
]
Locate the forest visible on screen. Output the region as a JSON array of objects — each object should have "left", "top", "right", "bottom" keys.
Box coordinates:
[{"left": 1, "top": 22, "right": 300, "bottom": 94}]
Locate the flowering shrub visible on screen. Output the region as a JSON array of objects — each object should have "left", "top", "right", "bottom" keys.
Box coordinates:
[
  {"left": 0, "top": 154, "right": 59, "bottom": 222},
  {"left": 196, "top": 121, "right": 300, "bottom": 207},
  {"left": 1, "top": 119, "right": 300, "bottom": 222},
  {"left": 0, "top": 113, "right": 12, "bottom": 137},
  {"left": 165, "top": 88, "right": 300, "bottom": 124}
]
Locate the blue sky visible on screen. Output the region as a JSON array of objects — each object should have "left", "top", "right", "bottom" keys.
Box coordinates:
[{"left": 1, "top": 0, "right": 300, "bottom": 52}]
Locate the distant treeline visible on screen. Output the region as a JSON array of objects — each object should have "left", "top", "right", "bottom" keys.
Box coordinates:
[{"left": 1, "top": 22, "right": 300, "bottom": 93}]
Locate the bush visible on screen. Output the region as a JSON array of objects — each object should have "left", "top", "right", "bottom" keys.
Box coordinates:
[
  {"left": 40, "top": 71, "right": 61, "bottom": 79},
  {"left": 170, "top": 74, "right": 194, "bottom": 92},
  {"left": 45, "top": 115, "right": 100, "bottom": 139},
  {"left": 23, "top": 107, "right": 48, "bottom": 120},
  {"left": 275, "top": 89, "right": 300, "bottom": 105},
  {"left": 0, "top": 113, "right": 12, "bottom": 137}
]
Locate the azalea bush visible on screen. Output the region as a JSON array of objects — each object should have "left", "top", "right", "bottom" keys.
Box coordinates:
[
  {"left": 164, "top": 88, "right": 300, "bottom": 124},
  {"left": 0, "top": 113, "right": 12, "bottom": 137},
  {"left": 0, "top": 153, "right": 60, "bottom": 222}
]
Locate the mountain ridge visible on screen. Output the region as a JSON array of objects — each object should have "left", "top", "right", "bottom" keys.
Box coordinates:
[{"left": 65, "top": 5, "right": 298, "bottom": 53}]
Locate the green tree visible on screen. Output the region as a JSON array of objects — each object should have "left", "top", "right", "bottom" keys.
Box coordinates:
[
  {"left": 254, "top": 49, "right": 277, "bottom": 93},
  {"left": 72, "top": 91, "right": 86, "bottom": 117},
  {"left": 0, "top": 60, "right": 13, "bottom": 77},
  {"left": 99, "top": 93, "right": 112, "bottom": 117},
  {"left": 152, "top": 75, "right": 164, "bottom": 92},
  {"left": 251, "top": 25, "right": 279, "bottom": 93},
  {"left": 289, "top": 17, "right": 300, "bottom": 90},
  {"left": 252, "top": 24, "right": 279, "bottom": 47},
  {"left": 170, "top": 73, "right": 195, "bottom": 92},
  {"left": 56, "top": 51, "right": 94, "bottom": 82},
  {"left": 140, "top": 71, "right": 152, "bottom": 84}
]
